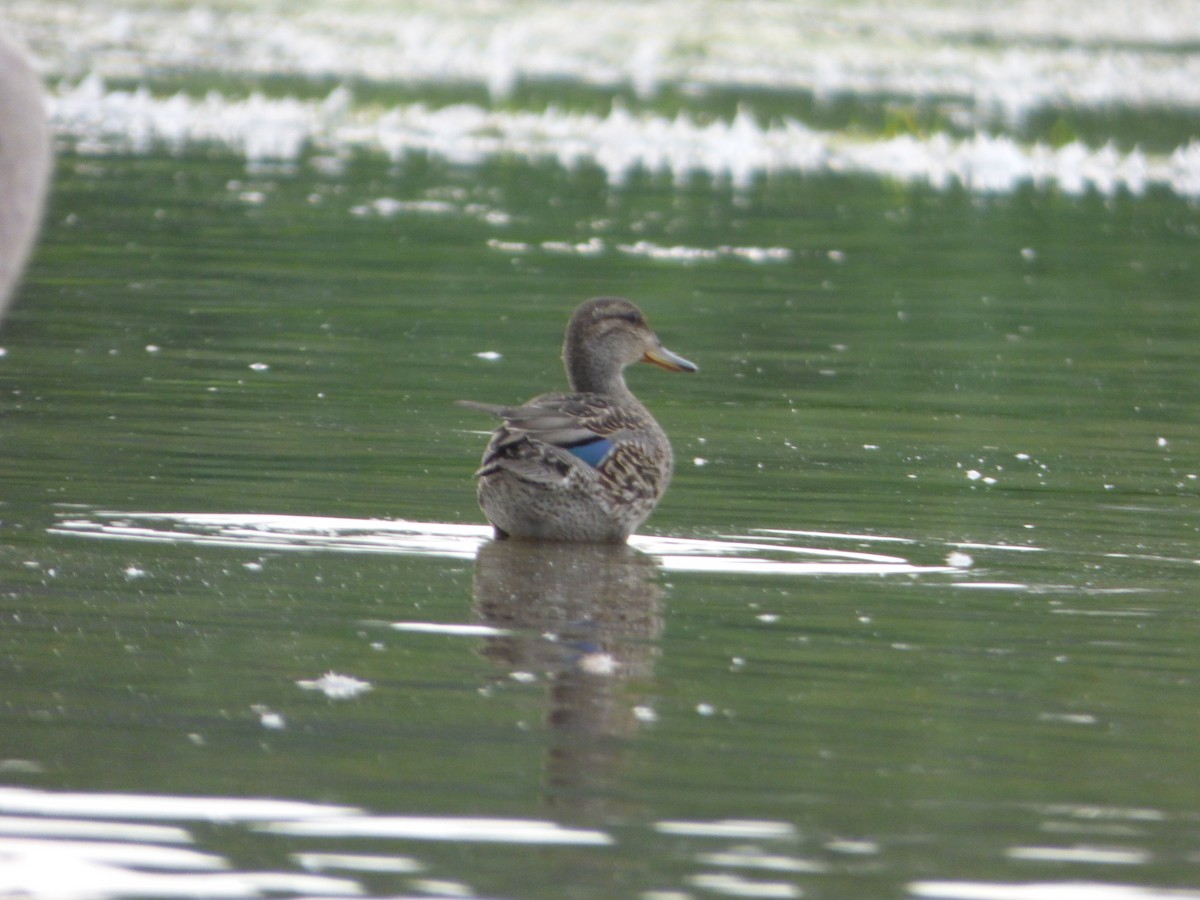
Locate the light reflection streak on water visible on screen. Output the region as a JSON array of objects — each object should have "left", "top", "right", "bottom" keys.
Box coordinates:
[
  {"left": 654, "top": 819, "right": 797, "bottom": 840},
  {"left": 49, "top": 511, "right": 964, "bottom": 573},
  {"left": 291, "top": 852, "right": 422, "bottom": 873},
  {"left": 49, "top": 511, "right": 957, "bottom": 577},
  {"left": 0, "top": 862, "right": 360, "bottom": 900},
  {"left": 908, "top": 881, "right": 1200, "bottom": 900},
  {"left": 385, "top": 621, "right": 511, "bottom": 637},
  {"left": 0, "top": 784, "right": 1184, "bottom": 900},
  {"left": 1004, "top": 846, "right": 1150, "bottom": 865},
  {"left": 0, "top": 786, "right": 617, "bottom": 897},
  {"left": 258, "top": 815, "right": 612, "bottom": 845},
  {"left": 755, "top": 528, "right": 917, "bottom": 544},
  {"left": 0, "top": 787, "right": 359, "bottom": 822},
  {"left": 0, "top": 787, "right": 815, "bottom": 899},
  {"left": 0, "top": 816, "right": 191, "bottom": 843},
  {"left": 0, "top": 837, "right": 226, "bottom": 870}
]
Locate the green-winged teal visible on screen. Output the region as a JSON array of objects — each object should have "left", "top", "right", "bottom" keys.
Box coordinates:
[{"left": 458, "top": 297, "right": 697, "bottom": 542}]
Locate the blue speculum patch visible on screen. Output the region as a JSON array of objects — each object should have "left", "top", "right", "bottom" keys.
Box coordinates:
[{"left": 567, "top": 437, "right": 614, "bottom": 468}]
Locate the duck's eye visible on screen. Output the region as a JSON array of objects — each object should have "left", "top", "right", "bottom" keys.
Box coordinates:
[{"left": 622, "top": 310, "right": 643, "bottom": 325}]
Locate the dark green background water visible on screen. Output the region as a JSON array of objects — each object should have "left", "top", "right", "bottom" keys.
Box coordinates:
[{"left": 2, "top": 149, "right": 1199, "bottom": 897}]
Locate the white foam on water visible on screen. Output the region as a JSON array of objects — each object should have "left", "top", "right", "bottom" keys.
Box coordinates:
[
  {"left": 12, "top": 0, "right": 1199, "bottom": 198},
  {"left": 487, "top": 237, "right": 794, "bottom": 264},
  {"left": 42, "top": 80, "right": 1200, "bottom": 197},
  {"left": 14, "top": 1, "right": 1200, "bottom": 113}
]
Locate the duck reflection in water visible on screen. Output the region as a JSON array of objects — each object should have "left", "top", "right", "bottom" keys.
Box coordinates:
[{"left": 472, "top": 539, "right": 662, "bottom": 818}]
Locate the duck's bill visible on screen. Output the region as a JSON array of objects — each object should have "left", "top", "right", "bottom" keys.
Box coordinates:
[{"left": 643, "top": 344, "right": 698, "bottom": 373}]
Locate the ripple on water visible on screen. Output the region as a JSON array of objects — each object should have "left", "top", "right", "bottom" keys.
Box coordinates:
[
  {"left": 0, "top": 785, "right": 610, "bottom": 897},
  {"left": 909, "top": 882, "right": 1200, "bottom": 900},
  {"left": 49, "top": 509, "right": 960, "bottom": 578}
]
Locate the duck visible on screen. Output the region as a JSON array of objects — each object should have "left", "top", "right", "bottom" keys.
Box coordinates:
[{"left": 458, "top": 297, "right": 697, "bottom": 542}]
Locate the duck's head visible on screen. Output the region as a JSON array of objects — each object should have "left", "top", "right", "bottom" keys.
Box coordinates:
[{"left": 562, "top": 296, "right": 697, "bottom": 395}]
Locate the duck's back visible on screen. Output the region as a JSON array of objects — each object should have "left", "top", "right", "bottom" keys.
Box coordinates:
[{"left": 469, "top": 390, "right": 674, "bottom": 541}]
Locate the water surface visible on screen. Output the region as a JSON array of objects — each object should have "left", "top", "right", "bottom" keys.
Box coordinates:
[{"left": 3, "top": 3, "right": 1200, "bottom": 898}]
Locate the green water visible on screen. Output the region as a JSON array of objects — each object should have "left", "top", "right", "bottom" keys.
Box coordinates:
[{"left": 2, "top": 150, "right": 1200, "bottom": 898}]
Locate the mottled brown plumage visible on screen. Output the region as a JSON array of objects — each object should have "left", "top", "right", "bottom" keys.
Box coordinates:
[{"left": 458, "top": 297, "right": 697, "bottom": 542}]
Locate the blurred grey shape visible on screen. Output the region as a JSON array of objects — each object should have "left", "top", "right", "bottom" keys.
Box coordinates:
[{"left": 0, "top": 29, "right": 50, "bottom": 320}]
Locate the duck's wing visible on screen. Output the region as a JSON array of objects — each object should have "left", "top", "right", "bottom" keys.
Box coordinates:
[{"left": 457, "top": 393, "right": 643, "bottom": 473}]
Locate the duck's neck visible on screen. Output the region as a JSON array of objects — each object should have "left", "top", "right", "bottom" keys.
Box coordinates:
[{"left": 563, "top": 343, "right": 632, "bottom": 399}]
